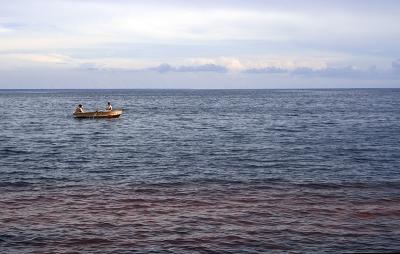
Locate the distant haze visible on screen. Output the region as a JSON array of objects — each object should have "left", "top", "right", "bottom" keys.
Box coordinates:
[{"left": 0, "top": 0, "right": 400, "bottom": 88}]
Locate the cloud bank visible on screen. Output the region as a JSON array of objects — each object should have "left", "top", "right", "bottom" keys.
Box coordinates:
[{"left": 147, "top": 63, "right": 227, "bottom": 73}]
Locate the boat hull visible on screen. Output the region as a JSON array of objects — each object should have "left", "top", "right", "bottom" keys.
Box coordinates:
[{"left": 73, "top": 109, "right": 123, "bottom": 119}]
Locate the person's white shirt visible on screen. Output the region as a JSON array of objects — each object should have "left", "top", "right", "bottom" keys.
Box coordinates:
[
  {"left": 75, "top": 106, "right": 84, "bottom": 113},
  {"left": 106, "top": 104, "right": 112, "bottom": 111}
]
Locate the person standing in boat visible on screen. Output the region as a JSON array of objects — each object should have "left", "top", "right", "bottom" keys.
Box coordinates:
[
  {"left": 106, "top": 102, "right": 112, "bottom": 111},
  {"left": 75, "top": 104, "right": 84, "bottom": 113}
]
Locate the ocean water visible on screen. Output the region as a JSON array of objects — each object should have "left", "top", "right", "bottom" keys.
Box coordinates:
[{"left": 1, "top": 89, "right": 400, "bottom": 253}]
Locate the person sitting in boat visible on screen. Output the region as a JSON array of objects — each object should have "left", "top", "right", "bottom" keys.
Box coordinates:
[
  {"left": 106, "top": 102, "right": 112, "bottom": 111},
  {"left": 75, "top": 104, "right": 84, "bottom": 113}
]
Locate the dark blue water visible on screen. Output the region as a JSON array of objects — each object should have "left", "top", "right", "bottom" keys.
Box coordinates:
[{"left": 1, "top": 89, "right": 400, "bottom": 253}]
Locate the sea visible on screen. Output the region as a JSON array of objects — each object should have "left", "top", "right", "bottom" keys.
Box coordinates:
[{"left": 1, "top": 89, "right": 399, "bottom": 253}]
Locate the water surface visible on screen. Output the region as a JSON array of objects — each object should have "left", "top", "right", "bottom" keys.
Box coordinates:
[{"left": 1, "top": 89, "right": 400, "bottom": 253}]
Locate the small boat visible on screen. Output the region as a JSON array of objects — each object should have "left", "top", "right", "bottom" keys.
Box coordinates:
[{"left": 73, "top": 109, "right": 123, "bottom": 119}]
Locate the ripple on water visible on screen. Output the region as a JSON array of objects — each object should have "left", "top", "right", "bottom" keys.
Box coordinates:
[{"left": 1, "top": 89, "right": 400, "bottom": 253}]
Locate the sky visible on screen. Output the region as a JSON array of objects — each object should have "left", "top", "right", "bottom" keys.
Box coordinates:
[{"left": 0, "top": 0, "right": 399, "bottom": 88}]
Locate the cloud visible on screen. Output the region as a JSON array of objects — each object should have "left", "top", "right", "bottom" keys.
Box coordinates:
[
  {"left": 291, "top": 66, "right": 377, "bottom": 79},
  {"left": 0, "top": 27, "right": 12, "bottom": 33},
  {"left": 316, "top": 66, "right": 364, "bottom": 78},
  {"left": 244, "top": 66, "right": 287, "bottom": 74},
  {"left": 243, "top": 64, "right": 400, "bottom": 80},
  {"left": 18, "top": 53, "right": 70, "bottom": 64},
  {"left": 392, "top": 59, "right": 400, "bottom": 71},
  {"left": 2, "top": 66, "right": 399, "bottom": 89},
  {"left": 147, "top": 63, "right": 173, "bottom": 73},
  {"left": 1, "top": 0, "right": 400, "bottom": 54},
  {"left": 78, "top": 62, "right": 102, "bottom": 71},
  {"left": 147, "top": 63, "right": 227, "bottom": 73},
  {"left": 0, "top": 53, "right": 73, "bottom": 70},
  {"left": 177, "top": 64, "right": 227, "bottom": 73},
  {"left": 0, "top": 23, "right": 23, "bottom": 33}
]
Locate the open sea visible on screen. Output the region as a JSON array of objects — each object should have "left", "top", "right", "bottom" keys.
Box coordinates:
[{"left": 1, "top": 89, "right": 400, "bottom": 253}]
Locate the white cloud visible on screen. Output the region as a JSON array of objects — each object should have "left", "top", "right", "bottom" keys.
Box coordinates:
[
  {"left": 15, "top": 53, "right": 70, "bottom": 64},
  {"left": 0, "top": 53, "right": 73, "bottom": 70},
  {"left": 0, "top": 27, "right": 13, "bottom": 33},
  {"left": 0, "top": 52, "right": 330, "bottom": 72},
  {"left": 185, "top": 57, "right": 328, "bottom": 71},
  {"left": 392, "top": 59, "right": 400, "bottom": 71},
  {"left": 1, "top": 1, "right": 399, "bottom": 50}
]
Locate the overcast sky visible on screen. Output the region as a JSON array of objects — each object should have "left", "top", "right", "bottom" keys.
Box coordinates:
[{"left": 0, "top": 0, "right": 399, "bottom": 88}]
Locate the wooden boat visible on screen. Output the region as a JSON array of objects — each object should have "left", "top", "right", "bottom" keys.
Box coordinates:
[{"left": 73, "top": 109, "right": 123, "bottom": 119}]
